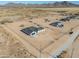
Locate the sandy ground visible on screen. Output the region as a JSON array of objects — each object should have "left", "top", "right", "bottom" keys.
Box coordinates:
[{"left": 0, "top": 7, "right": 79, "bottom": 58}]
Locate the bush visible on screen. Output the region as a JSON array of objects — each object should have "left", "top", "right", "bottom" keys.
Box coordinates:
[
  {"left": 20, "top": 24, "right": 24, "bottom": 27},
  {"left": 0, "top": 20, "right": 13, "bottom": 24}
]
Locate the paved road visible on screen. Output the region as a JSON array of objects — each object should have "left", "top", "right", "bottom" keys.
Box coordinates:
[{"left": 51, "top": 30, "right": 79, "bottom": 57}]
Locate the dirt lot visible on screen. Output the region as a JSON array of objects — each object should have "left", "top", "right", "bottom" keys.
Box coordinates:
[{"left": 0, "top": 7, "right": 79, "bottom": 58}]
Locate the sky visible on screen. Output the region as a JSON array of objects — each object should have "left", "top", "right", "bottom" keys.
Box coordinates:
[{"left": 0, "top": 1, "right": 79, "bottom": 5}]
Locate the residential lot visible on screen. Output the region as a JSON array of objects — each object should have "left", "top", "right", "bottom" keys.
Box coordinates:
[{"left": 0, "top": 7, "right": 79, "bottom": 57}]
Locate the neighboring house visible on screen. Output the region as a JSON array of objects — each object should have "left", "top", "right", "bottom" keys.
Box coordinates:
[
  {"left": 21, "top": 26, "right": 44, "bottom": 37},
  {"left": 50, "top": 21, "right": 64, "bottom": 28}
]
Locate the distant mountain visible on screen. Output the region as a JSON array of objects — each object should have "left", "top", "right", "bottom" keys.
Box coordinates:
[
  {"left": 52, "top": 1, "right": 79, "bottom": 7},
  {"left": 4, "top": 2, "right": 26, "bottom": 7},
  {"left": 1, "top": 1, "right": 79, "bottom": 8}
]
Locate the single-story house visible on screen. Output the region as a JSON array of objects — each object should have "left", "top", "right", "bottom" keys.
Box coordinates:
[
  {"left": 21, "top": 26, "right": 44, "bottom": 37},
  {"left": 50, "top": 21, "right": 64, "bottom": 28}
]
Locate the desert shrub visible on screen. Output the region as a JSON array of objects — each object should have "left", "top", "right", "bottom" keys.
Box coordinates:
[
  {"left": 0, "top": 20, "right": 13, "bottom": 24},
  {"left": 20, "top": 24, "right": 24, "bottom": 27}
]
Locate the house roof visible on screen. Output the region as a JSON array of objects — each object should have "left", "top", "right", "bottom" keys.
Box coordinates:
[
  {"left": 50, "top": 21, "right": 63, "bottom": 27},
  {"left": 21, "top": 26, "right": 44, "bottom": 35}
]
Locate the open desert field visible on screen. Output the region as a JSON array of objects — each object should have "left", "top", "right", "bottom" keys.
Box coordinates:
[{"left": 0, "top": 1, "right": 79, "bottom": 58}]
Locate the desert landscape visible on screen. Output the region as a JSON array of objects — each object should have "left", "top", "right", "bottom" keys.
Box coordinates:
[{"left": 0, "top": 1, "right": 79, "bottom": 58}]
